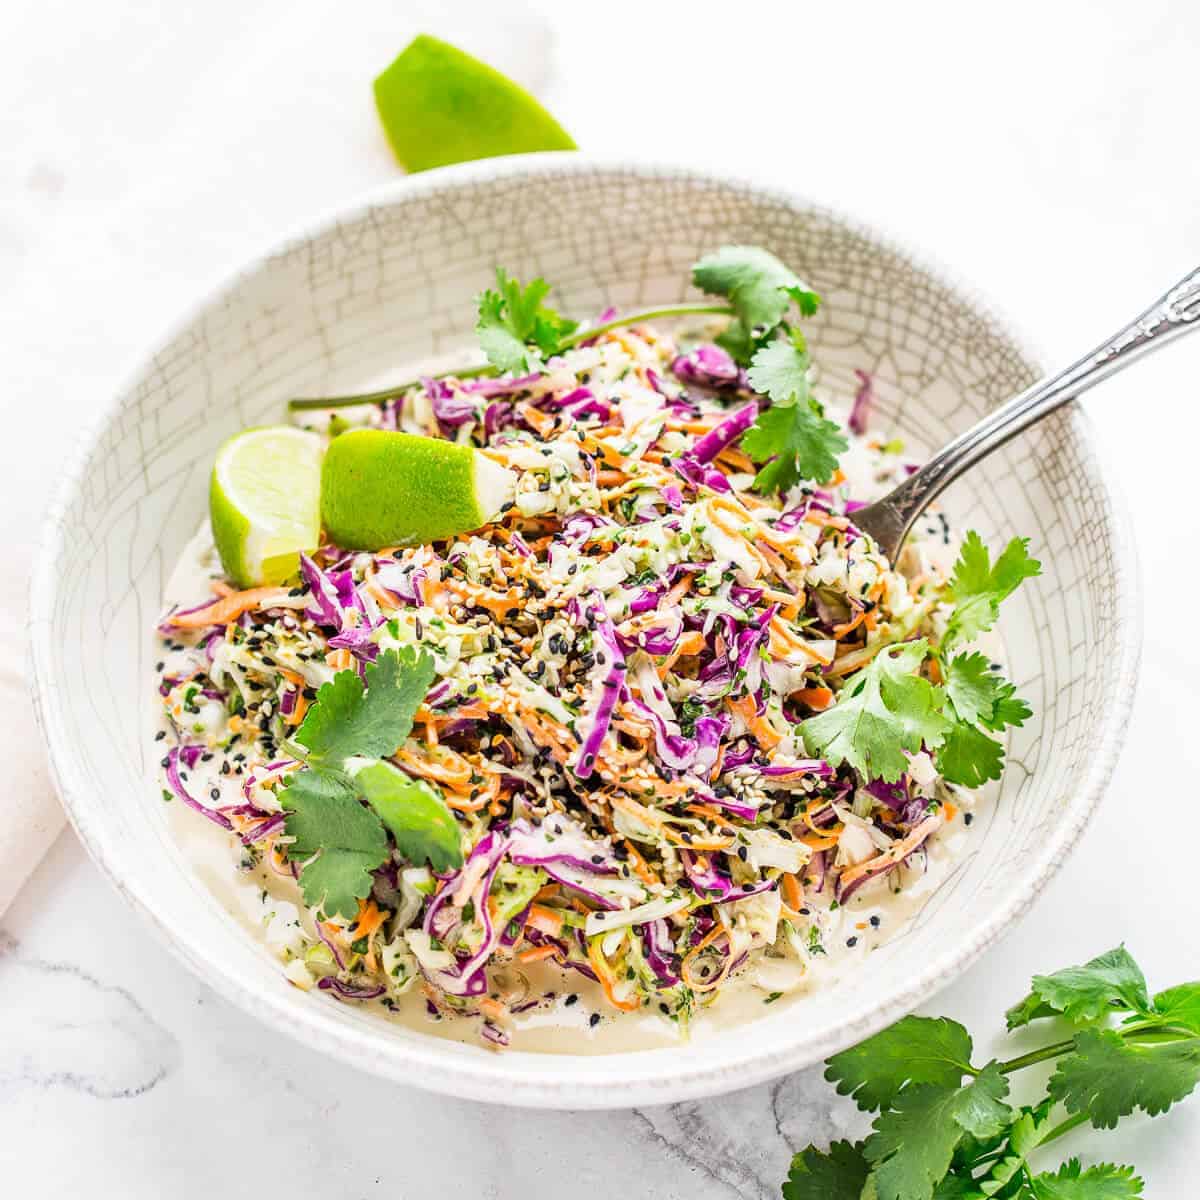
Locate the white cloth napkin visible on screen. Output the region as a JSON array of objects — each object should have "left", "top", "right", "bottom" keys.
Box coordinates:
[{"left": 0, "top": 0, "right": 553, "bottom": 916}]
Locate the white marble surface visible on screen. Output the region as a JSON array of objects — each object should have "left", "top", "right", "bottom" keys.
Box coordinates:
[{"left": 3, "top": 1, "right": 1200, "bottom": 1194}]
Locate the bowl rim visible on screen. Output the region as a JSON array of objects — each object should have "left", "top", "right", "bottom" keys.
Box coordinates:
[{"left": 28, "top": 152, "right": 1143, "bottom": 1108}]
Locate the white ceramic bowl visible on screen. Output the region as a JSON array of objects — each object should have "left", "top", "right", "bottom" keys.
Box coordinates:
[{"left": 30, "top": 156, "right": 1139, "bottom": 1108}]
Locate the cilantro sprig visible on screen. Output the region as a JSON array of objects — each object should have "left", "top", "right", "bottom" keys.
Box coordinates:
[
  {"left": 784, "top": 945, "right": 1200, "bottom": 1200},
  {"left": 279, "top": 646, "right": 463, "bottom": 918},
  {"left": 475, "top": 268, "right": 579, "bottom": 374},
  {"left": 691, "top": 246, "right": 845, "bottom": 490},
  {"left": 800, "top": 533, "right": 1040, "bottom": 787}
]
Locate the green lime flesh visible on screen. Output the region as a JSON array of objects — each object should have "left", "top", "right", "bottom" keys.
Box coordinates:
[{"left": 209, "top": 426, "right": 323, "bottom": 587}]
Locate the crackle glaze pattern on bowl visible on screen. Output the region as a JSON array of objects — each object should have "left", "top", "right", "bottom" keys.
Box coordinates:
[{"left": 30, "top": 157, "right": 1139, "bottom": 1108}]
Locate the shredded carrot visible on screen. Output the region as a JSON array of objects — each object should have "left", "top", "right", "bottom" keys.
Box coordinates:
[
  {"left": 656, "top": 629, "right": 705, "bottom": 679},
  {"left": 622, "top": 840, "right": 660, "bottom": 887},
  {"left": 781, "top": 872, "right": 804, "bottom": 912},
  {"left": 164, "top": 586, "right": 292, "bottom": 630},
  {"left": 325, "top": 648, "right": 352, "bottom": 671},
  {"left": 799, "top": 832, "right": 840, "bottom": 851},
  {"left": 586, "top": 939, "right": 641, "bottom": 1012},
  {"left": 713, "top": 446, "right": 756, "bottom": 474},
  {"left": 833, "top": 610, "right": 868, "bottom": 640},
  {"left": 352, "top": 899, "right": 386, "bottom": 942},
  {"left": 285, "top": 693, "right": 309, "bottom": 726},
  {"left": 942, "top": 801, "right": 958, "bottom": 821},
  {"left": 396, "top": 746, "right": 474, "bottom": 788},
  {"left": 526, "top": 904, "right": 565, "bottom": 937},
  {"left": 444, "top": 774, "right": 498, "bottom": 813},
  {"left": 793, "top": 686, "right": 834, "bottom": 711},
  {"left": 517, "top": 944, "right": 560, "bottom": 964},
  {"left": 444, "top": 579, "right": 524, "bottom": 617},
  {"left": 727, "top": 695, "right": 782, "bottom": 752},
  {"left": 475, "top": 998, "right": 507, "bottom": 1027}
]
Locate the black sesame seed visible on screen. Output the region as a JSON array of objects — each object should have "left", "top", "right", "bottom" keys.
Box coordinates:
[
  {"left": 588, "top": 1012, "right": 601, "bottom": 1028},
  {"left": 210, "top": 788, "right": 220, "bottom": 801},
  {"left": 154, "top": 730, "right": 166, "bottom": 742},
  {"left": 846, "top": 936, "right": 858, "bottom": 948},
  {"left": 564, "top": 993, "right": 578, "bottom": 1007},
  {"left": 869, "top": 915, "right": 881, "bottom": 928}
]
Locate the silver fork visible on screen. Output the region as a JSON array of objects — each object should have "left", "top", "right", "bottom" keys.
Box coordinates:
[{"left": 852, "top": 266, "right": 1200, "bottom": 561}]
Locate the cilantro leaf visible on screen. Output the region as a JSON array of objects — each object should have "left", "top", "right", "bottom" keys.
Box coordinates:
[
  {"left": 936, "top": 653, "right": 1031, "bottom": 788},
  {"left": 975, "top": 1101, "right": 1055, "bottom": 1197},
  {"left": 943, "top": 653, "right": 1028, "bottom": 729},
  {"left": 783, "top": 1141, "right": 870, "bottom": 1200},
  {"left": 294, "top": 647, "right": 434, "bottom": 769},
  {"left": 1030, "top": 1159, "right": 1144, "bottom": 1200},
  {"left": 742, "top": 399, "right": 847, "bottom": 492},
  {"left": 936, "top": 721, "right": 1005, "bottom": 788},
  {"left": 1006, "top": 946, "right": 1152, "bottom": 1031},
  {"left": 1048, "top": 1027, "right": 1200, "bottom": 1128},
  {"left": 1149, "top": 983, "right": 1200, "bottom": 1034},
  {"left": 931, "top": 1176, "right": 984, "bottom": 1200},
  {"left": 784, "top": 282, "right": 822, "bottom": 317},
  {"left": 746, "top": 333, "right": 814, "bottom": 406},
  {"left": 281, "top": 767, "right": 389, "bottom": 919},
  {"left": 825, "top": 1016, "right": 975, "bottom": 1111},
  {"left": 864, "top": 1063, "right": 1012, "bottom": 1200},
  {"left": 692, "top": 245, "right": 808, "bottom": 355},
  {"left": 475, "top": 268, "right": 578, "bottom": 373},
  {"left": 802, "top": 640, "right": 950, "bottom": 783},
  {"left": 944, "top": 533, "right": 1041, "bottom": 649},
  {"left": 356, "top": 760, "right": 463, "bottom": 872}
]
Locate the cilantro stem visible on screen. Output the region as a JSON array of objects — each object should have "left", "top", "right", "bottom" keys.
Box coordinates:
[
  {"left": 997, "top": 1039, "right": 1076, "bottom": 1074},
  {"left": 1036, "top": 1111, "right": 1090, "bottom": 1148},
  {"left": 287, "top": 363, "right": 493, "bottom": 412},
  {"left": 997, "top": 1022, "right": 1197, "bottom": 1076},
  {"left": 554, "top": 303, "right": 734, "bottom": 351},
  {"left": 286, "top": 302, "right": 735, "bottom": 412}
]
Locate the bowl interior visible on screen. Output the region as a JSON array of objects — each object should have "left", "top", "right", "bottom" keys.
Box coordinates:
[{"left": 30, "top": 159, "right": 1136, "bottom": 1107}]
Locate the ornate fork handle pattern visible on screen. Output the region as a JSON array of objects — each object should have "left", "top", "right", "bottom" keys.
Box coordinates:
[{"left": 854, "top": 265, "right": 1200, "bottom": 561}]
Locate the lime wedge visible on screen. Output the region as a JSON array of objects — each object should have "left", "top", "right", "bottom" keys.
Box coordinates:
[
  {"left": 321, "top": 430, "right": 515, "bottom": 549},
  {"left": 209, "top": 427, "right": 324, "bottom": 587},
  {"left": 373, "top": 34, "right": 575, "bottom": 173}
]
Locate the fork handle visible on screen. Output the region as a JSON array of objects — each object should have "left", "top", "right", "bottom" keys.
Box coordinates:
[{"left": 867, "top": 264, "right": 1200, "bottom": 557}]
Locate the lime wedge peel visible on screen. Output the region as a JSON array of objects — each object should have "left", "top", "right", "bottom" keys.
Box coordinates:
[
  {"left": 320, "top": 430, "right": 516, "bottom": 550},
  {"left": 373, "top": 34, "right": 576, "bottom": 173},
  {"left": 209, "top": 427, "right": 324, "bottom": 588}
]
